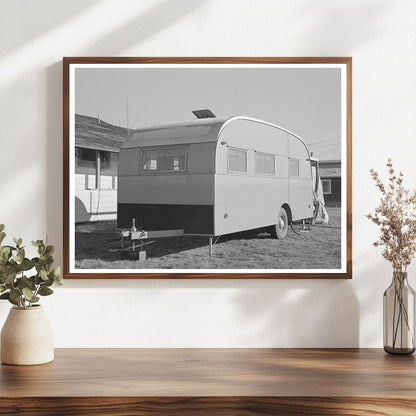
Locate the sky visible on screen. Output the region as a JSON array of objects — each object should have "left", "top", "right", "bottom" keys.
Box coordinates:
[{"left": 75, "top": 65, "right": 342, "bottom": 160}]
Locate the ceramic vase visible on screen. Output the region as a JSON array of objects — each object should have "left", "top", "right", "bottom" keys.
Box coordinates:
[{"left": 1, "top": 305, "right": 54, "bottom": 365}]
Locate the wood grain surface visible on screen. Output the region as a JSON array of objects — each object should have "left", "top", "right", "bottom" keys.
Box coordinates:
[
  {"left": 1, "top": 397, "right": 416, "bottom": 416},
  {"left": 1, "top": 348, "right": 415, "bottom": 415}
]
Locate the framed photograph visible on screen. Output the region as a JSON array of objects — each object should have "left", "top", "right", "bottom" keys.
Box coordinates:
[{"left": 63, "top": 57, "right": 352, "bottom": 279}]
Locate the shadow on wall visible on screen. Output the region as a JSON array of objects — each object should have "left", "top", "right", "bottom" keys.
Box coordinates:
[
  {"left": 0, "top": 0, "right": 101, "bottom": 56},
  {"left": 82, "top": 0, "right": 206, "bottom": 55},
  {"left": 233, "top": 280, "right": 359, "bottom": 347},
  {"left": 46, "top": 62, "right": 64, "bottom": 263},
  {"left": 45, "top": 0, "right": 206, "bottom": 264}
]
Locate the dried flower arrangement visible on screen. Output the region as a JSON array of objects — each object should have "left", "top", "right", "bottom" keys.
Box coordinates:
[
  {"left": 366, "top": 159, "right": 416, "bottom": 272},
  {"left": 367, "top": 159, "right": 416, "bottom": 354}
]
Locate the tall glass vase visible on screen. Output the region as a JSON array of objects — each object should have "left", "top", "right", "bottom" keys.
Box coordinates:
[{"left": 383, "top": 271, "right": 415, "bottom": 355}]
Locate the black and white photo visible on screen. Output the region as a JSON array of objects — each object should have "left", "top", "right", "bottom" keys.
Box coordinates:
[{"left": 63, "top": 58, "right": 352, "bottom": 278}]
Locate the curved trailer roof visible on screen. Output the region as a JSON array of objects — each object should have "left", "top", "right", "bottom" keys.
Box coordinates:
[
  {"left": 122, "top": 116, "right": 311, "bottom": 160},
  {"left": 122, "top": 117, "right": 227, "bottom": 148}
]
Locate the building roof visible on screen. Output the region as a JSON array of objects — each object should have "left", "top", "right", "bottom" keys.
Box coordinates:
[
  {"left": 320, "top": 159, "right": 341, "bottom": 178},
  {"left": 75, "top": 114, "right": 128, "bottom": 152},
  {"left": 319, "top": 159, "right": 342, "bottom": 166}
]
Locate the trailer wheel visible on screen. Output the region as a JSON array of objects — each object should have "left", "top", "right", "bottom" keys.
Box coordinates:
[{"left": 271, "top": 207, "right": 288, "bottom": 239}]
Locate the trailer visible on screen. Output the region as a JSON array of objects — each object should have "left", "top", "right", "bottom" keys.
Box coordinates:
[{"left": 117, "top": 114, "right": 319, "bottom": 256}]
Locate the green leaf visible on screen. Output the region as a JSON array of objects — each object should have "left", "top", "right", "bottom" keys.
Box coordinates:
[
  {"left": 34, "top": 274, "right": 43, "bottom": 285},
  {"left": 0, "top": 254, "right": 8, "bottom": 266},
  {"left": 9, "top": 288, "right": 21, "bottom": 301},
  {"left": 50, "top": 266, "right": 60, "bottom": 278},
  {"left": 0, "top": 246, "right": 10, "bottom": 255},
  {"left": 0, "top": 232, "right": 6, "bottom": 244},
  {"left": 52, "top": 267, "right": 63, "bottom": 285},
  {"left": 0, "top": 292, "right": 9, "bottom": 300},
  {"left": 4, "top": 245, "right": 17, "bottom": 251},
  {"left": 0, "top": 264, "right": 8, "bottom": 278},
  {"left": 38, "top": 286, "right": 53, "bottom": 296},
  {"left": 0, "top": 246, "right": 11, "bottom": 263},
  {"left": 0, "top": 285, "right": 6, "bottom": 293},
  {"left": 39, "top": 269, "right": 48, "bottom": 281},
  {"left": 17, "top": 276, "right": 35, "bottom": 290},
  {"left": 22, "top": 287, "right": 34, "bottom": 301},
  {"left": 0, "top": 224, "right": 4, "bottom": 232},
  {"left": 13, "top": 237, "right": 22, "bottom": 248},
  {"left": 0, "top": 292, "right": 17, "bottom": 306},
  {"left": 41, "top": 276, "right": 53, "bottom": 287},
  {"left": 32, "top": 240, "right": 43, "bottom": 247},
  {"left": 42, "top": 256, "right": 54, "bottom": 266},
  {"left": 2, "top": 270, "right": 17, "bottom": 285},
  {"left": 45, "top": 245, "right": 55, "bottom": 256},
  {"left": 17, "top": 248, "right": 25, "bottom": 263},
  {"left": 21, "top": 258, "right": 33, "bottom": 271}
]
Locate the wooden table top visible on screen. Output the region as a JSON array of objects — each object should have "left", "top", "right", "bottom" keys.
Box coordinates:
[{"left": 1, "top": 348, "right": 415, "bottom": 398}]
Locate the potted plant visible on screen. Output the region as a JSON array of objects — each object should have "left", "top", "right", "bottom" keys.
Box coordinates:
[
  {"left": 367, "top": 159, "right": 416, "bottom": 354},
  {"left": 0, "top": 224, "right": 62, "bottom": 365}
]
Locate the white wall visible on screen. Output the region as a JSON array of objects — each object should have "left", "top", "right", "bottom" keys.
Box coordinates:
[{"left": 1, "top": 0, "right": 415, "bottom": 347}]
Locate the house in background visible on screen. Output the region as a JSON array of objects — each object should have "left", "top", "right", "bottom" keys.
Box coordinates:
[
  {"left": 75, "top": 114, "right": 127, "bottom": 223},
  {"left": 319, "top": 159, "right": 341, "bottom": 207}
]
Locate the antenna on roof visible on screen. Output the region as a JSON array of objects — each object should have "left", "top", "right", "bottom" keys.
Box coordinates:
[{"left": 192, "top": 109, "right": 216, "bottom": 119}]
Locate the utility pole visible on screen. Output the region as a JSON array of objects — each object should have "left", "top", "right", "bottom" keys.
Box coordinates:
[{"left": 126, "top": 98, "right": 130, "bottom": 136}]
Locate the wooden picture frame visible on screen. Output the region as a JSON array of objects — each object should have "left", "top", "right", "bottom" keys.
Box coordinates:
[{"left": 63, "top": 57, "right": 352, "bottom": 279}]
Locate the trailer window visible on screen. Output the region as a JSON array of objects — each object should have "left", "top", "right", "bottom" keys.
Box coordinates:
[
  {"left": 141, "top": 147, "right": 187, "bottom": 172},
  {"left": 256, "top": 152, "right": 275, "bottom": 175},
  {"left": 289, "top": 158, "right": 299, "bottom": 177},
  {"left": 228, "top": 148, "right": 247, "bottom": 173}
]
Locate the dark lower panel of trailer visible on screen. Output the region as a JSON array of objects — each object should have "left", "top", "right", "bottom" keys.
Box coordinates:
[{"left": 117, "top": 203, "right": 214, "bottom": 235}]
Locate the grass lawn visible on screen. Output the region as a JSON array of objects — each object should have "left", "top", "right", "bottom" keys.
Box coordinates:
[{"left": 75, "top": 207, "right": 342, "bottom": 270}]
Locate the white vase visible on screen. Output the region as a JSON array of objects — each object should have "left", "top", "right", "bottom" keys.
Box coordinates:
[{"left": 1, "top": 305, "right": 54, "bottom": 365}]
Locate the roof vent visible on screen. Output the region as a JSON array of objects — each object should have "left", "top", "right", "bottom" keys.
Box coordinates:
[{"left": 192, "top": 109, "right": 216, "bottom": 119}]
